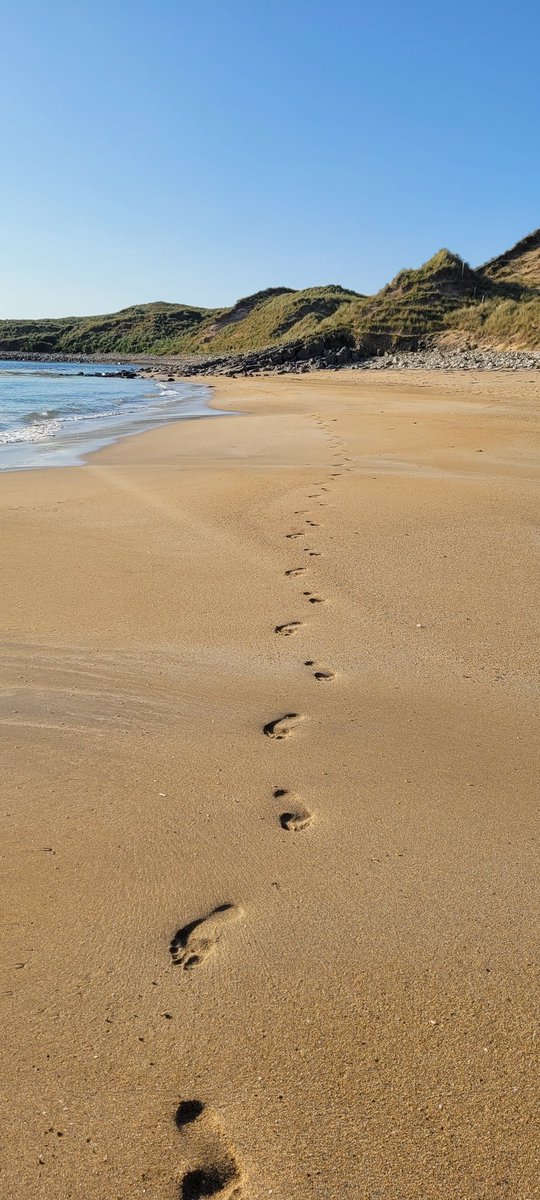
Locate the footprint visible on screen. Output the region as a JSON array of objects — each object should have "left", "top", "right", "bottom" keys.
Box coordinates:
[
  {"left": 170, "top": 904, "right": 241, "bottom": 970},
  {"left": 176, "top": 1101, "right": 206, "bottom": 1128},
  {"left": 285, "top": 532, "right": 303, "bottom": 539},
  {"left": 304, "top": 661, "right": 335, "bottom": 681},
  {"left": 263, "top": 713, "right": 303, "bottom": 740},
  {"left": 175, "top": 1103, "right": 244, "bottom": 1199},
  {"left": 285, "top": 567, "right": 306, "bottom": 577},
  {"left": 181, "top": 1159, "right": 242, "bottom": 1199},
  {"left": 306, "top": 521, "right": 320, "bottom": 527},
  {"left": 303, "top": 592, "right": 325, "bottom": 604},
  {"left": 279, "top": 807, "right": 313, "bottom": 831},
  {"left": 273, "top": 789, "right": 313, "bottom": 831},
  {"left": 274, "top": 621, "right": 303, "bottom": 636}
]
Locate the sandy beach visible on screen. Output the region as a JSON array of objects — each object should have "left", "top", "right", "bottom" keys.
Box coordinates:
[{"left": 1, "top": 368, "right": 539, "bottom": 1199}]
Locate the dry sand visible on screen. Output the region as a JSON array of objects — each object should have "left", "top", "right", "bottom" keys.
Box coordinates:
[{"left": 1, "top": 369, "right": 539, "bottom": 1199}]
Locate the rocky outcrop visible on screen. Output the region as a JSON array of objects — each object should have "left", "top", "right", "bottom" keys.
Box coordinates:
[
  {"left": 3, "top": 343, "right": 539, "bottom": 377},
  {"left": 174, "top": 342, "right": 540, "bottom": 377},
  {"left": 168, "top": 330, "right": 425, "bottom": 377},
  {"left": 160, "top": 329, "right": 536, "bottom": 377}
]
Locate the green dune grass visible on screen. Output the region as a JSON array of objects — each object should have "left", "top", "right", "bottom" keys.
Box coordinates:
[{"left": 1, "top": 230, "right": 538, "bottom": 357}]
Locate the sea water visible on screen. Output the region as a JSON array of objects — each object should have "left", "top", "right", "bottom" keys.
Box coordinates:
[{"left": 0, "top": 360, "right": 219, "bottom": 471}]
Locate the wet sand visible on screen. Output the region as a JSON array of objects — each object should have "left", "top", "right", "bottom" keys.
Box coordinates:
[{"left": 1, "top": 369, "right": 539, "bottom": 1198}]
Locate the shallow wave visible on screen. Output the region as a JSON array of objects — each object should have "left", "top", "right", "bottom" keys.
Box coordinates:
[
  {"left": 156, "top": 384, "right": 182, "bottom": 398},
  {"left": 0, "top": 367, "right": 217, "bottom": 466},
  {"left": 22, "top": 408, "right": 60, "bottom": 423},
  {"left": 0, "top": 419, "right": 63, "bottom": 445},
  {"left": 0, "top": 406, "right": 123, "bottom": 444}
]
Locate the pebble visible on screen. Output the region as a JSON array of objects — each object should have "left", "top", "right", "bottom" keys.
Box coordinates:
[{"left": 352, "top": 349, "right": 540, "bottom": 372}]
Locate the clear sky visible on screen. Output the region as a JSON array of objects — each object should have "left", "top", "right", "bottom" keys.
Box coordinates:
[{"left": 1, "top": 0, "right": 539, "bottom": 317}]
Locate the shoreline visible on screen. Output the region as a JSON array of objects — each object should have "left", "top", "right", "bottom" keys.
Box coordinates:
[
  {"left": 2, "top": 358, "right": 538, "bottom": 476},
  {"left": 1, "top": 369, "right": 539, "bottom": 1198},
  {"left": 0, "top": 369, "right": 225, "bottom": 474},
  {"left": 2, "top": 354, "right": 539, "bottom": 477}
]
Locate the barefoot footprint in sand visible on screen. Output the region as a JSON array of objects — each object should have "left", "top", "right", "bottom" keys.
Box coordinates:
[
  {"left": 275, "top": 621, "right": 303, "bottom": 636},
  {"left": 263, "top": 713, "right": 304, "bottom": 740},
  {"left": 170, "top": 904, "right": 241, "bottom": 971},
  {"left": 273, "top": 790, "right": 313, "bottom": 831},
  {"left": 304, "top": 660, "right": 335, "bottom": 681},
  {"left": 175, "top": 1101, "right": 244, "bottom": 1198}
]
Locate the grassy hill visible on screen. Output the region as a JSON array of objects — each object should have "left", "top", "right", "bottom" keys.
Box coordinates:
[
  {"left": 347, "top": 250, "right": 489, "bottom": 338},
  {"left": 481, "top": 229, "right": 540, "bottom": 288},
  {"left": 1, "top": 229, "right": 539, "bottom": 357},
  {"left": 449, "top": 230, "right": 540, "bottom": 350},
  {"left": 0, "top": 303, "right": 211, "bottom": 356}
]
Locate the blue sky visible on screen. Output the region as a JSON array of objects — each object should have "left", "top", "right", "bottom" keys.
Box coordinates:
[{"left": 1, "top": 0, "right": 538, "bottom": 317}]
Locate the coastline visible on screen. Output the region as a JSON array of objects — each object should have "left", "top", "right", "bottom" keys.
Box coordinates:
[
  {"left": 0, "top": 366, "right": 224, "bottom": 473},
  {"left": 1, "top": 368, "right": 539, "bottom": 1198}
]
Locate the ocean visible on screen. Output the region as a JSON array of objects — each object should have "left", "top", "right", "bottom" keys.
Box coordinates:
[{"left": 0, "top": 360, "right": 219, "bottom": 470}]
